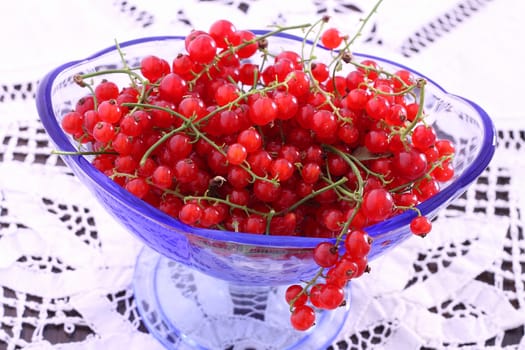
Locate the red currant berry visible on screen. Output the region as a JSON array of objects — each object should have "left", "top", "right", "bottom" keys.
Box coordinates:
[
  {"left": 226, "top": 143, "right": 248, "bottom": 165},
  {"left": 187, "top": 34, "right": 217, "bottom": 64},
  {"left": 361, "top": 188, "right": 394, "bottom": 223},
  {"left": 179, "top": 203, "right": 203, "bottom": 225},
  {"left": 209, "top": 19, "right": 236, "bottom": 49},
  {"left": 344, "top": 230, "right": 372, "bottom": 259},
  {"left": 290, "top": 305, "right": 315, "bottom": 331},
  {"left": 410, "top": 216, "right": 432, "bottom": 236},
  {"left": 321, "top": 28, "right": 344, "bottom": 49},
  {"left": 313, "top": 242, "right": 339, "bottom": 268}
]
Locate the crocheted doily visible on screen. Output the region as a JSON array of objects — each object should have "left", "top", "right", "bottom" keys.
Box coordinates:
[{"left": 1, "top": 1, "right": 524, "bottom": 349}]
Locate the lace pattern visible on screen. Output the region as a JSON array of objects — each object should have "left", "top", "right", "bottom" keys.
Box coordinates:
[{"left": 1, "top": 1, "right": 524, "bottom": 349}]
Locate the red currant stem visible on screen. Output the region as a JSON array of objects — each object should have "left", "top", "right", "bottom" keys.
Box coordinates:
[
  {"left": 79, "top": 68, "right": 146, "bottom": 87},
  {"left": 114, "top": 39, "right": 138, "bottom": 89},
  {"left": 109, "top": 170, "right": 137, "bottom": 181},
  {"left": 324, "top": 145, "right": 365, "bottom": 197},
  {"left": 137, "top": 124, "right": 189, "bottom": 167},
  {"left": 143, "top": 181, "right": 184, "bottom": 199},
  {"left": 302, "top": 62, "right": 345, "bottom": 120},
  {"left": 320, "top": 160, "right": 357, "bottom": 202},
  {"left": 249, "top": 63, "right": 262, "bottom": 89},
  {"left": 122, "top": 101, "right": 189, "bottom": 124},
  {"left": 346, "top": 153, "right": 391, "bottom": 185},
  {"left": 264, "top": 209, "right": 276, "bottom": 235},
  {"left": 319, "top": 176, "right": 359, "bottom": 202},
  {"left": 301, "top": 17, "right": 327, "bottom": 60},
  {"left": 401, "top": 78, "right": 427, "bottom": 138},
  {"left": 276, "top": 176, "right": 348, "bottom": 216},
  {"left": 395, "top": 205, "right": 422, "bottom": 217},
  {"left": 82, "top": 83, "right": 99, "bottom": 111},
  {"left": 368, "top": 82, "right": 418, "bottom": 97},
  {"left": 256, "top": 47, "right": 271, "bottom": 80},
  {"left": 185, "top": 194, "right": 269, "bottom": 217},
  {"left": 288, "top": 268, "right": 325, "bottom": 312},
  {"left": 343, "top": 0, "right": 384, "bottom": 49},
  {"left": 350, "top": 60, "right": 416, "bottom": 94},
  {"left": 257, "top": 23, "right": 313, "bottom": 42}
]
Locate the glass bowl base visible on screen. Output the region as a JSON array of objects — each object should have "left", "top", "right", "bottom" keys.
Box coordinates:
[{"left": 133, "top": 246, "right": 351, "bottom": 350}]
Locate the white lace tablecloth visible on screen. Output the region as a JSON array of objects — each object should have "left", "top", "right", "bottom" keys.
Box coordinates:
[{"left": 1, "top": 1, "right": 524, "bottom": 349}]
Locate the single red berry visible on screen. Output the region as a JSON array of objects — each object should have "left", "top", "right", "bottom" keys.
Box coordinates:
[
  {"left": 364, "top": 130, "right": 389, "bottom": 154},
  {"left": 322, "top": 208, "right": 344, "bottom": 231},
  {"left": 358, "top": 59, "right": 379, "bottom": 80},
  {"left": 124, "top": 177, "right": 150, "bottom": 199},
  {"left": 321, "top": 28, "right": 344, "bottom": 49},
  {"left": 226, "top": 143, "right": 248, "bottom": 165},
  {"left": 412, "top": 124, "right": 437, "bottom": 151},
  {"left": 317, "top": 284, "right": 345, "bottom": 310},
  {"left": 361, "top": 188, "right": 394, "bottom": 223},
  {"left": 344, "top": 230, "right": 372, "bottom": 259},
  {"left": 95, "top": 80, "right": 119, "bottom": 102},
  {"left": 432, "top": 161, "right": 455, "bottom": 182},
  {"left": 311, "top": 62, "right": 329, "bottom": 83},
  {"left": 112, "top": 133, "right": 134, "bottom": 156},
  {"left": 244, "top": 214, "right": 266, "bottom": 234},
  {"left": 92, "top": 121, "right": 116, "bottom": 143},
  {"left": 214, "top": 82, "right": 240, "bottom": 106},
  {"left": 141, "top": 55, "right": 170, "bottom": 83},
  {"left": 290, "top": 305, "right": 316, "bottom": 331},
  {"left": 61, "top": 111, "right": 84, "bottom": 135},
  {"left": 301, "top": 162, "right": 321, "bottom": 184},
  {"left": 97, "top": 100, "right": 122, "bottom": 124},
  {"left": 208, "top": 19, "right": 236, "bottom": 49},
  {"left": 311, "top": 110, "right": 337, "bottom": 138},
  {"left": 253, "top": 179, "right": 281, "bottom": 202},
  {"left": 152, "top": 165, "right": 173, "bottom": 189},
  {"left": 410, "top": 216, "right": 432, "bottom": 236},
  {"left": 313, "top": 242, "right": 339, "bottom": 268},
  {"left": 178, "top": 203, "right": 203, "bottom": 225},
  {"left": 249, "top": 97, "right": 278, "bottom": 126},
  {"left": 187, "top": 34, "right": 217, "bottom": 64},
  {"left": 200, "top": 206, "right": 222, "bottom": 228},
  {"left": 237, "top": 127, "right": 262, "bottom": 153},
  {"left": 159, "top": 73, "right": 188, "bottom": 104},
  {"left": 270, "top": 158, "right": 294, "bottom": 181}
]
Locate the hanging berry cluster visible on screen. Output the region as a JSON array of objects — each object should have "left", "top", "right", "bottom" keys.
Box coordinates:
[{"left": 59, "top": 1, "right": 455, "bottom": 331}]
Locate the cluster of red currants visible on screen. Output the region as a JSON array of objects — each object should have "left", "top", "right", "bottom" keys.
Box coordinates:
[{"left": 60, "top": 17, "right": 455, "bottom": 331}]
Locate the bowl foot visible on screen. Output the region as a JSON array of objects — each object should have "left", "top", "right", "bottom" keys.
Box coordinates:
[{"left": 133, "top": 246, "right": 351, "bottom": 350}]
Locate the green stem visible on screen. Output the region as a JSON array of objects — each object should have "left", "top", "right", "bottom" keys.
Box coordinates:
[
  {"left": 79, "top": 68, "right": 145, "bottom": 85},
  {"left": 276, "top": 176, "right": 348, "bottom": 216},
  {"left": 138, "top": 124, "right": 189, "bottom": 167},
  {"left": 345, "top": 0, "right": 384, "bottom": 49},
  {"left": 401, "top": 78, "right": 427, "bottom": 139},
  {"left": 184, "top": 194, "right": 269, "bottom": 217}
]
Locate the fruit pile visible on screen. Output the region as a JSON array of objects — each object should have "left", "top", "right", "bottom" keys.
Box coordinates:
[{"left": 59, "top": 14, "right": 455, "bottom": 331}]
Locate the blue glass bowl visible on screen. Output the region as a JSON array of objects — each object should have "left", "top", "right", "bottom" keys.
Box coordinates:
[{"left": 36, "top": 31, "right": 496, "bottom": 349}]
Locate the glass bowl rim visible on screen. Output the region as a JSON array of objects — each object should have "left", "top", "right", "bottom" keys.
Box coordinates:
[{"left": 36, "top": 30, "right": 497, "bottom": 249}]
